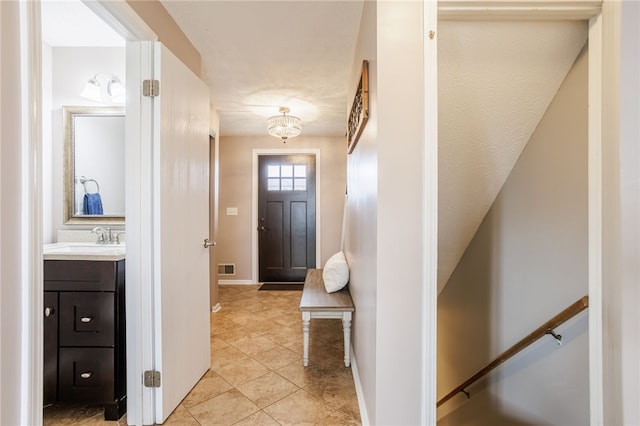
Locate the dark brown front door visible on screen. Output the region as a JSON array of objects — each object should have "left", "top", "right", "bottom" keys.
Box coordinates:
[{"left": 258, "top": 155, "right": 316, "bottom": 282}]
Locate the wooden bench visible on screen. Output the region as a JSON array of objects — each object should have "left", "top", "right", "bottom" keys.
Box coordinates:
[{"left": 299, "top": 268, "right": 355, "bottom": 367}]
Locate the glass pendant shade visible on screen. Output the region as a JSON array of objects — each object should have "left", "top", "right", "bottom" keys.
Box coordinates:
[
  {"left": 107, "top": 77, "right": 126, "bottom": 103},
  {"left": 80, "top": 74, "right": 126, "bottom": 103},
  {"left": 79, "top": 78, "right": 102, "bottom": 102},
  {"left": 267, "top": 107, "right": 302, "bottom": 141}
]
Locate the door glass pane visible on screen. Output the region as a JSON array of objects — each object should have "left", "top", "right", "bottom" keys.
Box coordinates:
[
  {"left": 281, "top": 165, "right": 293, "bottom": 178},
  {"left": 268, "top": 178, "right": 280, "bottom": 191},
  {"left": 281, "top": 178, "right": 293, "bottom": 191},
  {"left": 268, "top": 165, "right": 280, "bottom": 178},
  {"left": 294, "top": 165, "right": 306, "bottom": 177},
  {"left": 294, "top": 178, "right": 307, "bottom": 191}
]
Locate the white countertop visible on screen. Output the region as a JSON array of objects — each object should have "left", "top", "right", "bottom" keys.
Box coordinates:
[{"left": 43, "top": 242, "right": 126, "bottom": 261}]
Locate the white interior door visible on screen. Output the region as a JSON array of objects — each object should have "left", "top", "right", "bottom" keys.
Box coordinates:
[{"left": 153, "top": 42, "right": 211, "bottom": 423}]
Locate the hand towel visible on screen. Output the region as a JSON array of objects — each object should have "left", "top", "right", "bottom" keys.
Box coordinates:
[{"left": 83, "top": 193, "right": 104, "bottom": 215}]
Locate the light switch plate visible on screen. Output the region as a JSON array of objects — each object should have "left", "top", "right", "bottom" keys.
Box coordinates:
[{"left": 226, "top": 207, "right": 238, "bottom": 216}]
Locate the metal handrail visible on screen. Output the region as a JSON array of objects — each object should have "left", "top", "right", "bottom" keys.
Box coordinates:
[{"left": 437, "top": 295, "right": 589, "bottom": 407}]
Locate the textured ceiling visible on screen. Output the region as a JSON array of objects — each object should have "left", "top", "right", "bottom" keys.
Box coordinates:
[
  {"left": 160, "top": 0, "right": 365, "bottom": 137},
  {"left": 437, "top": 20, "right": 588, "bottom": 292},
  {"left": 41, "top": 0, "right": 124, "bottom": 47}
]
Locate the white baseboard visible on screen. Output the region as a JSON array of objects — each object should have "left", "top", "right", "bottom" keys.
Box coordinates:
[
  {"left": 350, "top": 350, "right": 371, "bottom": 426},
  {"left": 218, "top": 279, "right": 255, "bottom": 285},
  {"left": 210, "top": 303, "right": 221, "bottom": 313}
]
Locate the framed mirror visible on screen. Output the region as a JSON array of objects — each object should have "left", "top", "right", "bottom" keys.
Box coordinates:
[{"left": 63, "top": 106, "right": 125, "bottom": 225}]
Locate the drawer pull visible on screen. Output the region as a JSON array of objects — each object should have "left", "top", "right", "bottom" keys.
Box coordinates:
[
  {"left": 80, "top": 317, "right": 93, "bottom": 323},
  {"left": 80, "top": 372, "right": 92, "bottom": 379},
  {"left": 44, "top": 307, "right": 55, "bottom": 317}
]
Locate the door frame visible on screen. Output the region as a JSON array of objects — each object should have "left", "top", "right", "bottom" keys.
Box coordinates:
[
  {"left": 72, "top": 3, "right": 158, "bottom": 425},
  {"left": 252, "top": 149, "right": 321, "bottom": 283},
  {"left": 434, "top": 1, "right": 612, "bottom": 424}
]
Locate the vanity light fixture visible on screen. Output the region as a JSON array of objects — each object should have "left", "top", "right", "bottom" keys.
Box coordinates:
[
  {"left": 80, "top": 74, "right": 125, "bottom": 103},
  {"left": 267, "top": 107, "right": 302, "bottom": 142}
]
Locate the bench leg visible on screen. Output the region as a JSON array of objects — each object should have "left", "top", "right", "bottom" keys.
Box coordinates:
[
  {"left": 302, "top": 311, "right": 311, "bottom": 367},
  {"left": 342, "top": 312, "right": 352, "bottom": 367}
]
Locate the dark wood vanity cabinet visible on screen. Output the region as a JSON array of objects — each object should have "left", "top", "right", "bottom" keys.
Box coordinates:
[{"left": 44, "top": 259, "right": 126, "bottom": 420}]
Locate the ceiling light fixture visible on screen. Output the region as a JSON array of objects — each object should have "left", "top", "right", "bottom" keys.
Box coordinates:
[
  {"left": 80, "top": 74, "right": 125, "bottom": 103},
  {"left": 267, "top": 107, "right": 302, "bottom": 142}
]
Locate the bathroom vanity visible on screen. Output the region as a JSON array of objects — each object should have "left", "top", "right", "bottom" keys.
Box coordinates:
[{"left": 43, "top": 243, "right": 126, "bottom": 420}]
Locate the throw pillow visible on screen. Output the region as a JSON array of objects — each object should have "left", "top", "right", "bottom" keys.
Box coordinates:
[{"left": 323, "top": 251, "right": 349, "bottom": 293}]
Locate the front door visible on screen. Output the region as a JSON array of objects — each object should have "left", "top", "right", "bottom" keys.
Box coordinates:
[{"left": 258, "top": 155, "right": 316, "bottom": 282}]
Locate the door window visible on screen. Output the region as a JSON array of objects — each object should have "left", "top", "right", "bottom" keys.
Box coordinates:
[{"left": 267, "top": 163, "right": 307, "bottom": 192}]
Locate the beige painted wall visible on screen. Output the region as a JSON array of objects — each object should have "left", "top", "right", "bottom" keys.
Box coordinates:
[
  {"left": 126, "top": 0, "right": 201, "bottom": 76},
  {"left": 344, "top": 1, "right": 377, "bottom": 422},
  {"left": 617, "top": 3, "right": 640, "bottom": 424},
  {"left": 344, "top": 1, "right": 428, "bottom": 424},
  {"left": 437, "top": 47, "right": 589, "bottom": 425},
  {"left": 216, "top": 135, "right": 346, "bottom": 282}
]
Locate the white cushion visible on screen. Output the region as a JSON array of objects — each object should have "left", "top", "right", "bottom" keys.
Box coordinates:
[{"left": 322, "top": 251, "right": 350, "bottom": 293}]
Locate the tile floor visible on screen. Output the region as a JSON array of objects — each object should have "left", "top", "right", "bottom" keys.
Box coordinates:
[{"left": 44, "top": 285, "right": 361, "bottom": 425}]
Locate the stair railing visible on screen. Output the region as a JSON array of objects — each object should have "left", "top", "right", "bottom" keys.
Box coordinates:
[{"left": 437, "top": 295, "right": 589, "bottom": 407}]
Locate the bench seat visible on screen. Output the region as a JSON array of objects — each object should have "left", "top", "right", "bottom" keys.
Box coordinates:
[{"left": 299, "top": 268, "right": 355, "bottom": 367}]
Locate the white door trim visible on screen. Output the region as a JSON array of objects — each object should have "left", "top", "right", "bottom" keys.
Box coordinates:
[
  {"left": 75, "top": 4, "right": 158, "bottom": 425},
  {"left": 251, "top": 148, "right": 322, "bottom": 283},
  {"left": 422, "top": 1, "right": 438, "bottom": 424},
  {"left": 433, "top": 0, "right": 605, "bottom": 423},
  {"left": 587, "top": 12, "right": 604, "bottom": 425}
]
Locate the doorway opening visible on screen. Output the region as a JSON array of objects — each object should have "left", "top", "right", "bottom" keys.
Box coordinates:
[
  {"left": 258, "top": 154, "right": 317, "bottom": 283},
  {"left": 252, "top": 149, "right": 322, "bottom": 284}
]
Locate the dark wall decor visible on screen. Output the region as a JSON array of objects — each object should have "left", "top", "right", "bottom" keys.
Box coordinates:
[{"left": 347, "top": 60, "right": 369, "bottom": 154}]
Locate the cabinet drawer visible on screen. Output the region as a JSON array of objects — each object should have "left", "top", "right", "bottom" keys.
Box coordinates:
[
  {"left": 44, "top": 260, "right": 119, "bottom": 291},
  {"left": 59, "top": 292, "right": 114, "bottom": 347},
  {"left": 59, "top": 348, "right": 114, "bottom": 403}
]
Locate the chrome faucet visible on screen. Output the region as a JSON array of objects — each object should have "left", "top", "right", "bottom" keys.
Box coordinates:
[
  {"left": 91, "top": 227, "right": 110, "bottom": 244},
  {"left": 92, "top": 227, "right": 124, "bottom": 244}
]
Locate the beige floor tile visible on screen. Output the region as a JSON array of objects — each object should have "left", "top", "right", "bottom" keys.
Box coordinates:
[
  {"left": 232, "top": 411, "right": 280, "bottom": 426},
  {"left": 236, "top": 371, "right": 299, "bottom": 408},
  {"left": 231, "top": 335, "right": 279, "bottom": 355},
  {"left": 182, "top": 373, "right": 234, "bottom": 408},
  {"left": 339, "top": 397, "right": 362, "bottom": 423},
  {"left": 263, "top": 325, "right": 302, "bottom": 346},
  {"left": 263, "top": 389, "right": 335, "bottom": 426},
  {"left": 273, "top": 313, "right": 303, "bottom": 328},
  {"left": 216, "top": 324, "right": 262, "bottom": 344},
  {"left": 252, "top": 345, "right": 301, "bottom": 370},
  {"left": 188, "top": 389, "right": 259, "bottom": 426},
  {"left": 315, "top": 410, "right": 361, "bottom": 426},
  {"left": 304, "top": 374, "right": 358, "bottom": 410},
  {"left": 277, "top": 361, "right": 328, "bottom": 388},
  {"left": 164, "top": 404, "right": 200, "bottom": 425},
  {"left": 215, "top": 356, "right": 270, "bottom": 387},
  {"left": 211, "top": 344, "right": 247, "bottom": 371}
]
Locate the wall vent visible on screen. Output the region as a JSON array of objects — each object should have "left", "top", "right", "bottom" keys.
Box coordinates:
[{"left": 217, "top": 264, "right": 235, "bottom": 275}]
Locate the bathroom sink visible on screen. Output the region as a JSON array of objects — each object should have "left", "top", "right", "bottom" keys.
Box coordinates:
[{"left": 43, "top": 242, "right": 125, "bottom": 261}]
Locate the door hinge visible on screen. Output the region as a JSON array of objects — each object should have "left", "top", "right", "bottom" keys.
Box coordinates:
[
  {"left": 143, "top": 79, "right": 160, "bottom": 97},
  {"left": 144, "top": 370, "right": 161, "bottom": 387}
]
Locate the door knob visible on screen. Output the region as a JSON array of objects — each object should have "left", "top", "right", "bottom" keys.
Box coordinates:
[{"left": 203, "top": 238, "right": 216, "bottom": 248}]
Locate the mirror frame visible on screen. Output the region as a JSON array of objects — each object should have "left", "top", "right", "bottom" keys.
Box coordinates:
[{"left": 63, "top": 105, "right": 125, "bottom": 225}]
